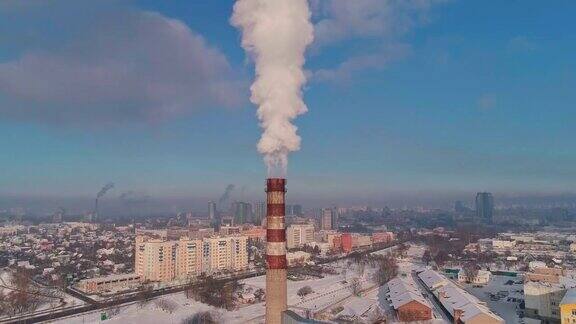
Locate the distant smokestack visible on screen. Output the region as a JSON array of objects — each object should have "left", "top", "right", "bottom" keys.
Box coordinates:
[
  {"left": 265, "top": 178, "right": 287, "bottom": 323},
  {"left": 94, "top": 182, "right": 114, "bottom": 222}
]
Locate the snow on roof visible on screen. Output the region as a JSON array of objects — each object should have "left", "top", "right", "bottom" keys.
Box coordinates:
[
  {"left": 561, "top": 288, "right": 576, "bottom": 305},
  {"left": 418, "top": 269, "right": 448, "bottom": 289},
  {"left": 391, "top": 291, "right": 430, "bottom": 309},
  {"left": 79, "top": 273, "right": 141, "bottom": 284},
  {"left": 435, "top": 281, "right": 503, "bottom": 323},
  {"left": 458, "top": 302, "right": 503, "bottom": 322},
  {"left": 387, "top": 277, "right": 431, "bottom": 310}
]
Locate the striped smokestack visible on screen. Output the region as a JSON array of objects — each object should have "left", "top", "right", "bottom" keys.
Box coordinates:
[{"left": 265, "top": 178, "right": 287, "bottom": 324}]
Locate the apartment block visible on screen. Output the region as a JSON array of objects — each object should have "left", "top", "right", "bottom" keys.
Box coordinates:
[
  {"left": 286, "top": 224, "right": 314, "bottom": 249},
  {"left": 135, "top": 234, "right": 247, "bottom": 283},
  {"left": 202, "top": 236, "right": 248, "bottom": 274}
]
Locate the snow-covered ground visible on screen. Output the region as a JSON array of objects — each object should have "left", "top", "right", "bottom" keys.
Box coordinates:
[
  {"left": 49, "top": 244, "right": 457, "bottom": 324},
  {"left": 0, "top": 268, "right": 86, "bottom": 322},
  {"left": 50, "top": 256, "right": 387, "bottom": 323},
  {"left": 461, "top": 275, "right": 525, "bottom": 324}
]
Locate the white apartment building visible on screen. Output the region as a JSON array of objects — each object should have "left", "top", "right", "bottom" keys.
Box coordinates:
[
  {"left": 286, "top": 224, "right": 314, "bottom": 249},
  {"left": 135, "top": 234, "right": 248, "bottom": 283},
  {"left": 202, "top": 236, "right": 248, "bottom": 274}
]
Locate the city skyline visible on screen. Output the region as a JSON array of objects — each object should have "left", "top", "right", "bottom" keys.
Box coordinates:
[{"left": 1, "top": 1, "right": 575, "bottom": 203}]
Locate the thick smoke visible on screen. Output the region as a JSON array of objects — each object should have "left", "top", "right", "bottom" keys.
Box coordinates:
[
  {"left": 219, "top": 184, "right": 235, "bottom": 206},
  {"left": 97, "top": 183, "right": 115, "bottom": 199},
  {"left": 231, "top": 0, "right": 314, "bottom": 176}
]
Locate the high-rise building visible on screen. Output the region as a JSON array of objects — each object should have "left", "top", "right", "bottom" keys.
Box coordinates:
[
  {"left": 135, "top": 235, "right": 247, "bottom": 282},
  {"left": 208, "top": 201, "right": 216, "bottom": 220},
  {"left": 286, "top": 204, "right": 303, "bottom": 216},
  {"left": 232, "top": 201, "right": 252, "bottom": 225},
  {"left": 331, "top": 206, "right": 339, "bottom": 230},
  {"left": 321, "top": 208, "right": 333, "bottom": 230},
  {"left": 202, "top": 236, "right": 248, "bottom": 274},
  {"left": 454, "top": 201, "right": 466, "bottom": 213},
  {"left": 135, "top": 236, "right": 179, "bottom": 282},
  {"left": 286, "top": 224, "right": 315, "bottom": 249},
  {"left": 254, "top": 201, "right": 266, "bottom": 225},
  {"left": 475, "top": 192, "right": 494, "bottom": 224}
]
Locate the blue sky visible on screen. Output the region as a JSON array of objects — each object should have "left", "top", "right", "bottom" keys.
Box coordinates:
[{"left": 0, "top": 0, "right": 574, "bottom": 206}]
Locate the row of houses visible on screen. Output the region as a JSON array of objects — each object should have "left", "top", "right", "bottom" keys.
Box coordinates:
[
  {"left": 387, "top": 277, "right": 433, "bottom": 322},
  {"left": 417, "top": 269, "right": 504, "bottom": 324}
]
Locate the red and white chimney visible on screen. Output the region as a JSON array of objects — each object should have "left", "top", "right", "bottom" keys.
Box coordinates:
[{"left": 265, "top": 178, "right": 287, "bottom": 324}]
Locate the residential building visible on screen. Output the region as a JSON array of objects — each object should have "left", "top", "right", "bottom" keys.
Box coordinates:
[
  {"left": 353, "top": 234, "right": 372, "bottom": 249},
  {"left": 232, "top": 201, "right": 252, "bottom": 225},
  {"left": 208, "top": 201, "right": 216, "bottom": 220},
  {"left": 525, "top": 281, "right": 567, "bottom": 322},
  {"left": 286, "top": 204, "right": 303, "bottom": 217},
  {"left": 253, "top": 201, "right": 266, "bottom": 225},
  {"left": 372, "top": 231, "right": 395, "bottom": 244},
  {"left": 286, "top": 224, "right": 314, "bottom": 249},
  {"left": 387, "top": 277, "right": 433, "bottom": 322},
  {"left": 220, "top": 225, "right": 241, "bottom": 235},
  {"left": 321, "top": 208, "right": 332, "bottom": 230},
  {"left": 286, "top": 251, "right": 311, "bottom": 266},
  {"left": 524, "top": 268, "right": 576, "bottom": 323},
  {"left": 202, "top": 235, "right": 248, "bottom": 274},
  {"left": 492, "top": 240, "right": 516, "bottom": 249},
  {"left": 475, "top": 192, "right": 494, "bottom": 224},
  {"left": 418, "top": 269, "right": 504, "bottom": 324},
  {"left": 135, "top": 234, "right": 247, "bottom": 283},
  {"left": 341, "top": 233, "right": 352, "bottom": 253},
  {"left": 135, "top": 236, "right": 179, "bottom": 282},
  {"left": 560, "top": 289, "right": 576, "bottom": 324}
]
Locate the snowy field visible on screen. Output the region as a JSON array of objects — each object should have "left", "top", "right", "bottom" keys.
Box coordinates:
[
  {"left": 50, "top": 257, "right": 386, "bottom": 324},
  {"left": 0, "top": 269, "right": 86, "bottom": 322}
]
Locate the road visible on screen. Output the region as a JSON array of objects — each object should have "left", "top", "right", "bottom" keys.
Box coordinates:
[
  {"left": 2, "top": 241, "right": 404, "bottom": 324},
  {"left": 1, "top": 269, "right": 265, "bottom": 324},
  {"left": 412, "top": 272, "right": 451, "bottom": 323}
]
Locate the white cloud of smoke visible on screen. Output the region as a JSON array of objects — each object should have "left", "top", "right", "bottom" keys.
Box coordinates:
[{"left": 231, "top": 0, "right": 314, "bottom": 176}]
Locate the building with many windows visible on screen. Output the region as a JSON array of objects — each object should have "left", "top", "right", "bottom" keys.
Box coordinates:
[
  {"left": 232, "top": 201, "right": 252, "bottom": 225},
  {"left": 321, "top": 208, "right": 333, "bottom": 230},
  {"left": 286, "top": 224, "right": 314, "bottom": 249},
  {"left": 475, "top": 192, "right": 494, "bottom": 224},
  {"left": 135, "top": 234, "right": 248, "bottom": 283}
]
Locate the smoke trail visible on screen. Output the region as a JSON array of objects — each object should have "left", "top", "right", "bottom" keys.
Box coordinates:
[
  {"left": 120, "top": 191, "right": 150, "bottom": 206},
  {"left": 219, "top": 184, "right": 235, "bottom": 206},
  {"left": 97, "top": 182, "right": 115, "bottom": 199},
  {"left": 231, "top": 0, "right": 314, "bottom": 176}
]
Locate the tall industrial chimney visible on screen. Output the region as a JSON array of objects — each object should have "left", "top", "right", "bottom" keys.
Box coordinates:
[{"left": 265, "top": 178, "right": 287, "bottom": 324}]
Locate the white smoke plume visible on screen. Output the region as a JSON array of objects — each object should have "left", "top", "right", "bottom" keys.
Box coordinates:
[{"left": 231, "top": 0, "right": 314, "bottom": 176}]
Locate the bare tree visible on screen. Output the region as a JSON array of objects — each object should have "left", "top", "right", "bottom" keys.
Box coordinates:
[
  {"left": 350, "top": 277, "right": 361, "bottom": 296},
  {"left": 373, "top": 254, "right": 398, "bottom": 285},
  {"left": 297, "top": 286, "right": 313, "bottom": 298},
  {"left": 254, "top": 288, "right": 265, "bottom": 302},
  {"left": 181, "top": 311, "right": 220, "bottom": 324},
  {"left": 136, "top": 283, "right": 154, "bottom": 308},
  {"left": 462, "top": 261, "right": 479, "bottom": 284},
  {"left": 154, "top": 298, "right": 178, "bottom": 314}
]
